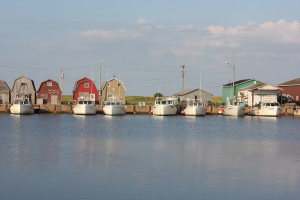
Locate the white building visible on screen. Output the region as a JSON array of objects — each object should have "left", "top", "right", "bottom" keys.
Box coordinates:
[
  {"left": 173, "top": 88, "right": 213, "bottom": 102},
  {"left": 238, "top": 83, "right": 282, "bottom": 106}
]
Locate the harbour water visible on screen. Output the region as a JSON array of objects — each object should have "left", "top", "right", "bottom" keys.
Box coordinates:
[{"left": 1, "top": 114, "right": 300, "bottom": 200}]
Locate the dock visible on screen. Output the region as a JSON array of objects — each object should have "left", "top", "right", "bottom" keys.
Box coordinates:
[{"left": 1, "top": 104, "right": 300, "bottom": 116}]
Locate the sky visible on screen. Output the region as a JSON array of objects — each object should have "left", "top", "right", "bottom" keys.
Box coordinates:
[{"left": 1, "top": 0, "right": 300, "bottom": 96}]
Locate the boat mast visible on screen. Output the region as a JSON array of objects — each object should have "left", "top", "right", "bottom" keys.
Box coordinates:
[
  {"left": 180, "top": 65, "right": 186, "bottom": 91},
  {"left": 99, "top": 60, "right": 102, "bottom": 104}
]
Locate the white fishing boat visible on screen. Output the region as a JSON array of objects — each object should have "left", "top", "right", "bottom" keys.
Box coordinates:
[
  {"left": 223, "top": 61, "right": 245, "bottom": 117},
  {"left": 73, "top": 100, "right": 97, "bottom": 115},
  {"left": 224, "top": 102, "right": 245, "bottom": 117},
  {"left": 10, "top": 97, "right": 34, "bottom": 115},
  {"left": 183, "top": 99, "right": 206, "bottom": 116},
  {"left": 103, "top": 100, "right": 126, "bottom": 115},
  {"left": 152, "top": 97, "right": 178, "bottom": 116},
  {"left": 249, "top": 102, "right": 282, "bottom": 117}
]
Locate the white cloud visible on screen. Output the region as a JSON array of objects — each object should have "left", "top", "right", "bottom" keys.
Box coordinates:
[
  {"left": 207, "top": 20, "right": 300, "bottom": 44},
  {"left": 73, "top": 29, "right": 140, "bottom": 41},
  {"left": 136, "top": 18, "right": 150, "bottom": 25}
]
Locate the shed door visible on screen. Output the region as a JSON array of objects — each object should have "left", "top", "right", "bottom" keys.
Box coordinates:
[{"left": 51, "top": 95, "right": 58, "bottom": 104}]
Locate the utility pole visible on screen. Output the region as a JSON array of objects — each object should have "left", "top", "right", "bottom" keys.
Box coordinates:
[
  {"left": 180, "top": 65, "right": 186, "bottom": 91},
  {"left": 99, "top": 60, "right": 103, "bottom": 105},
  {"left": 60, "top": 68, "right": 64, "bottom": 102}
]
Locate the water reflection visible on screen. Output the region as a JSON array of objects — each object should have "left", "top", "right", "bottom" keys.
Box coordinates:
[{"left": 0, "top": 115, "right": 300, "bottom": 199}]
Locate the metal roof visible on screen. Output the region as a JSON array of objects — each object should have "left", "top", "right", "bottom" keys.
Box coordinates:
[
  {"left": 173, "top": 88, "right": 212, "bottom": 96},
  {"left": 278, "top": 78, "right": 300, "bottom": 86}
]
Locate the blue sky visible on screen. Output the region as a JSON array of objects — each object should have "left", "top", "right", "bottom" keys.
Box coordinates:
[{"left": 1, "top": 0, "right": 300, "bottom": 96}]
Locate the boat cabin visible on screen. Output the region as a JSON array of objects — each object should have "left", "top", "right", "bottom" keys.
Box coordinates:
[
  {"left": 13, "top": 97, "right": 31, "bottom": 105},
  {"left": 77, "top": 100, "right": 95, "bottom": 105},
  {"left": 104, "top": 101, "right": 122, "bottom": 106}
]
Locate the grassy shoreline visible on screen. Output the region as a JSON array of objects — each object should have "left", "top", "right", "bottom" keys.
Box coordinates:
[{"left": 62, "top": 95, "right": 222, "bottom": 105}]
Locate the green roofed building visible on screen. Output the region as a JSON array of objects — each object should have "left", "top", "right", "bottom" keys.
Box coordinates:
[{"left": 222, "top": 79, "right": 263, "bottom": 104}]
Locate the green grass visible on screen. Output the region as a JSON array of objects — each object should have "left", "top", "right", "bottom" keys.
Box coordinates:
[
  {"left": 211, "top": 96, "right": 222, "bottom": 105},
  {"left": 125, "top": 96, "right": 155, "bottom": 105},
  {"left": 62, "top": 95, "right": 73, "bottom": 104},
  {"left": 63, "top": 95, "right": 222, "bottom": 106}
]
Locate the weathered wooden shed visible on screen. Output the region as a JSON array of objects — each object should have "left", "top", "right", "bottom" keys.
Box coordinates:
[
  {"left": 173, "top": 88, "right": 213, "bottom": 102},
  {"left": 73, "top": 77, "right": 99, "bottom": 104},
  {"left": 11, "top": 76, "right": 36, "bottom": 104},
  {"left": 37, "top": 79, "right": 62, "bottom": 105},
  {"left": 0, "top": 80, "right": 10, "bottom": 104},
  {"left": 100, "top": 78, "right": 126, "bottom": 105}
]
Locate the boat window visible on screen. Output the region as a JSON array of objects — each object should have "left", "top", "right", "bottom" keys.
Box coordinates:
[
  {"left": 162, "top": 101, "right": 166, "bottom": 105},
  {"left": 24, "top": 99, "right": 29, "bottom": 104}
]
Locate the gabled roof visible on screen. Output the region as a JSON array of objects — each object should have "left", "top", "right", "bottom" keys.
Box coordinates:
[
  {"left": 12, "top": 76, "right": 36, "bottom": 91},
  {"left": 73, "top": 77, "right": 97, "bottom": 92},
  {"left": 0, "top": 80, "right": 10, "bottom": 91},
  {"left": 37, "top": 79, "right": 61, "bottom": 93},
  {"left": 238, "top": 83, "right": 282, "bottom": 91},
  {"left": 222, "top": 79, "right": 252, "bottom": 87},
  {"left": 277, "top": 78, "right": 300, "bottom": 86},
  {"left": 173, "top": 88, "right": 213, "bottom": 96},
  {"left": 100, "top": 78, "right": 127, "bottom": 91}
]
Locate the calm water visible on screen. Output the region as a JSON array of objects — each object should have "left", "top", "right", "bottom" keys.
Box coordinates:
[{"left": 1, "top": 114, "right": 300, "bottom": 200}]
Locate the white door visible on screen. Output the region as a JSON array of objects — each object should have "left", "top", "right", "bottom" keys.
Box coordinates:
[{"left": 51, "top": 95, "right": 58, "bottom": 104}]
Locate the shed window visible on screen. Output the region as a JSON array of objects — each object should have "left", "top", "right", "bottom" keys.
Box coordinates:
[
  {"left": 84, "top": 83, "right": 89, "bottom": 88},
  {"left": 41, "top": 94, "right": 48, "bottom": 99},
  {"left": 118, "top": 83, "right": 122, "bottom": 87},
  {"left": 47, "top": 81, "right": 52, "bottom": 86}
]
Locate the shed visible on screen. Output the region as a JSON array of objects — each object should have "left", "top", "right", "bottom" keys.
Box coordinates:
[
  {"left": 73, "top": 77, "right": 99, "bottom": 104},
  {"left": 0, "top": 80, "right": 10, "bottom": 104},
  {"left": 37, "top": 79, "right": 62, "bottom": 105},
  {"left": 173, "top": 88, "right": 213, "bottom": 102},
  {"left": 238, "top": 83, "right": 282, "bottom": 106},
  {"left": 100, "top": 78, "right": 126, "bottom": 105},
  {"left": 11, "top": 76, "right": 36, "bottom": 104},
  {"left": 222, "top": 79, "right": 263, "bottom": 104},
  {"left": 277, "top": 78, "right": 300, "bottom": 103}
]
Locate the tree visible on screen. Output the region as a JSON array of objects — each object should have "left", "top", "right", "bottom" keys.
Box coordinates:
[{"left": 153, "top": 92, "right": 163, "bottom": 98}]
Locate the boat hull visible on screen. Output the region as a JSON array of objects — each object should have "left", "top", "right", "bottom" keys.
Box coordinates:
[
  {"left": 73, "top": 104, "right": 97, "bottom": 115},
  {"left": 10, "top": 104, "right": 34, "bottom": 115},
  {"left": 153, "top": 105, "right": 177, "bottom": 116},
  {"left": 224, "top": 105, "right": 245, "bottom": 117},
  {"left": 184, "top": 106, "right": 206, "bottom": 116},
  {"left": 250, "top": 106, "right": 282, "bottom": 117},
  {"left": 103, "top": 105, "right": 126, "bottom": 115}
]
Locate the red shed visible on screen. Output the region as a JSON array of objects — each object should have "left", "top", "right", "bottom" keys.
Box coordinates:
[
  {"left": 73, "top": 77, "right": 99, "bottom": 104},
  {"left": 37, "top": 79, "right": 62, "bottom": 105},
  {"left": 278, "top": 78, "right": 300, "bottom": 102}
]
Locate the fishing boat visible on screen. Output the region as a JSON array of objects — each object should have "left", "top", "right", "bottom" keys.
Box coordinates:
[
  {"left": 10, "top": 97, "right": 34, "bottom": 115},
  {"left": 103, "top": 100, "right": 126, "bottom": 115},
  {"left": 249, "top": 102, "right": 282, "bottom": 117},
  {"left": 183, "top": 99, "right": 206, "bottom": 116},
  {"left": 73, "top": 99, "right": 97, "bottom": 115},
  {"left": 223, "top": 61, "right": 245, "bottom": 117},
  {"left": 224, "top": 101, "right": 245, "bottom": 117},
  {"left": 152, "top": 96, "right": 178, "bottom": 116}
]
